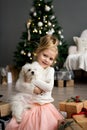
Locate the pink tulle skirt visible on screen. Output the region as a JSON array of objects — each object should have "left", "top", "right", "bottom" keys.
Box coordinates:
[{"left": 5, "top": 103, "right": 64, "bottom": 130}]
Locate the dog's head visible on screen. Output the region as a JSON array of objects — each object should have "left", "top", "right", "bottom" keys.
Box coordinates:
[{"left": 20, "top": 63, "right": 38, "bottom": 82}]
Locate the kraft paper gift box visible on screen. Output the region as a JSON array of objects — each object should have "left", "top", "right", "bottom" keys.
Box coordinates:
[
  {"left": 66, "top": 80, "right": 74, "bottom": 87},
  {"left": 58, "top": 80, "right": 74, "bottom": 87},
  {"left": 58, "top": 80, "right": 64, "bottom": 87},
  {"left": 73, "top": 114, "right": 87, "bottom": 130},
  {"left": 0, "top": 101, "right": 11, "bottom": 117},
  {"left": 59, "top": 101, "right": 83, "bottom": 118},
  {"left": 64, "top": 119, "right": 82, "bottom": 130},
  {"left": 83, "top": 100, "right": 87, "bottom": 108}
]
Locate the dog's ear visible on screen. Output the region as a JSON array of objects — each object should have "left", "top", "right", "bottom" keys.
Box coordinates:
[
  {"left": 21, "top": 63, "right": 31, "bottom": 74},
  {"left": 19, "top": 66, "right": 25, "bottom": 78},
  {"left": 21, "top": 66, "right": 25, "bottom": 75}
]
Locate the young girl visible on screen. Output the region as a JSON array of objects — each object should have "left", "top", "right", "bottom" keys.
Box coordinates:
[{"left": 5, "top": 34, "right": 64, "bottom": 130}]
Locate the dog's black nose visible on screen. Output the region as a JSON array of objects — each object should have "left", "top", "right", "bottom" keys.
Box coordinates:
[{"left": 31, "top": 71, "right": 34, "bottom": 75}]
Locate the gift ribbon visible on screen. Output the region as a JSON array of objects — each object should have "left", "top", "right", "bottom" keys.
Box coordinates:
[{"left": 71, "top": 107, "right": 87, "bottom": 117}]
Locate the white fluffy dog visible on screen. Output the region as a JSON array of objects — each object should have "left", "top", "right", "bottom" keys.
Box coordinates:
[{"left": 11, "top": 63, "right": 43, "bottom": 123}]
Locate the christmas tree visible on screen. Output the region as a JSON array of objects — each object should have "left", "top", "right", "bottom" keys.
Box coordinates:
[{"left": 14, "top": 0, "right": 68, "bottom": 69}]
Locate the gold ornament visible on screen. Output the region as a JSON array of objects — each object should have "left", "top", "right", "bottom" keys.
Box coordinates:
[{"left": 30, "top": 57, "right": 32, "bottom": 60}]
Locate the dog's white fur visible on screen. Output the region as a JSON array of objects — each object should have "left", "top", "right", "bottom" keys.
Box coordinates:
[{"left": 11, "top": 63, "right": 43, "bottom": 123}]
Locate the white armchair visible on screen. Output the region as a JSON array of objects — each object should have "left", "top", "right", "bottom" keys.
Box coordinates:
[{"left": 64, "top": 30, "right": 87, "bottom": 71}]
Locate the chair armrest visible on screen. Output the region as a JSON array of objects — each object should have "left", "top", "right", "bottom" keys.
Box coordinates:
[{"left": 68, "top": 45, "right": 77, "bottom": 55}]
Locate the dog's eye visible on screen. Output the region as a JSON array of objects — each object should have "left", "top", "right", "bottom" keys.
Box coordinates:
[{"left": 28, "top": 69, "right": 31, "bottom": 71}]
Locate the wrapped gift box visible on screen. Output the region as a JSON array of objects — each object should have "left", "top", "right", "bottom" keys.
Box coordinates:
[
  {"left": 66, "top": 80, "right": 74, "bottom": 87},
  {"left": 58, "top": 80, "right": 64, "bottom": 87},
  {"left": 73, "top": 114, "right": 87, "bottom": 130},
  {"left": 59, "top": 101, "right": 83, "bottom": 118},
  {"left": 64, "top": 119, "right": 82, "bottom": 130},
  {"left": 83, "top": 100, "right": 87, "bottom": 108},
  {"left": 0, "top": 101, "right": 11, "bottom": 117},
  {"left": 58, "top": 80, "right": 74, "bottom": 87}
]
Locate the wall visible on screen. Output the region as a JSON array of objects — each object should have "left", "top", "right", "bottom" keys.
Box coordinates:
[{"left": 0, "top": 0, "right": 87, "bottom": 66}]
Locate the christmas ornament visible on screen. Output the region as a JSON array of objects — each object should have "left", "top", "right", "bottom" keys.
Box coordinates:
[
  {"left": 38, "top": 4, "right": 41, "bottom": 6},
  {"left": 33, "top": 12, "right": 37, "bottom": 16},
  {"left": 59, "top": 41, "right": 62, "bottom": 45},
  {"left": 30, "top": 7, "right": 35, "bottom": 12},
  {"left": 39, "top": 30, "right": 42, "bottom": 34},
  {"left": 52, "top": 24, "right": 55, "bottom": 27},
  {"left": 27, "top": 52, "right": 31, "bottom": 57},
  {"left": 47, "top": 28, "right": 55, "bottom": 35},
  {"left": 45, "top": 5, "right": 51, "bottom": 11},
  {"left": 21, "top": 50, "right": 24, "bottom": 55},
  {"left": 33, "top": 28, "right": 38, "bottom": 33},
  {"left": 51, "top": 15, "right": 55, "bottom": 20},
  {"left": 38, "top": 21, "right": 43, "bottom": 27},
  {"left": 48, "top": 21, "right": 51, "bottom": 26},
  {"left": 61, "top": 35, "right": 64, "bottom": 39},
  {"left": 51, "top": 5, "right": 54, "bottom": 8},
  {"left": 58, "top": 30, "right": 62, "bottom": 34}
]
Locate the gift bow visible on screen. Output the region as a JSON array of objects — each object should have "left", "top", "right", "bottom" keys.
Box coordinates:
[{"left": 67, "top": 96, "right": 82, "bottom": 103}]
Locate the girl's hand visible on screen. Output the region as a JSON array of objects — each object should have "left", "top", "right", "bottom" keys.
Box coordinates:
[{"left": 34, "top": 87, "right": 43, "bottom": 94}]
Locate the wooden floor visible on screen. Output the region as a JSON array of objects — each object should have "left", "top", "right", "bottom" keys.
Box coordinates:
[
  {"left": 53, "top": 79, "right": 87, "bottom": 108},
  {"left": 0, "top": 78, "right": 87, "bottom": 109}
]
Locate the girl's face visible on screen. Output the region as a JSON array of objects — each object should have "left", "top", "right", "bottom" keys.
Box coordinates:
[{"left": 37, "top": 49, "right": 56, "bottom": 68}]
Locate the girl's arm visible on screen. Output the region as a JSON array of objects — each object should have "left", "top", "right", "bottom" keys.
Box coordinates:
[
  {"left": 33, "top": 86, "right": 43, "bottom": 94},
  {"left": 32, "top": 68, "right": 54, "bottom": 92},
  {"left": 15, "top": 78, "right": 43, "bottom": 94}
]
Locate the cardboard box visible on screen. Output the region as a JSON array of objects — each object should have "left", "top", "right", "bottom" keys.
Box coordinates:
[
  {"left": 64, "top": 119, "right": 82, "bottom": 130},
  {"left": 66, "top": 80, "right": 74, "bottom": 87},
  {"left": 0, "top": 101, "right": 11, "bottom": 117},
  {"left": 58, "top": 80, "right": 64, "bottom": 87},
  {"left": 83, "top": 100, "right": 87, "bottom": 108},
  {"left": 59, "top": 101, "right": 83, "bottom": 118},
  {"left": 73, "top": 114, "right": 87, "bottom": 130},
  {"left": 58, "top": 80, "right": 74, "bottom": 87}
]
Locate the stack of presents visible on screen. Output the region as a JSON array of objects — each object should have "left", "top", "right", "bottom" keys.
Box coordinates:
[
  {"left": 59, "top": 96, "right": 87, "bottom": 130},
  {"left": 55, "top": 70, "right": 74, "bottom": 87}
]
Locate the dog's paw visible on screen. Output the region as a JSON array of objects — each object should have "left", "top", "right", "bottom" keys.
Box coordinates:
[
  {"left": 13, "top": 115, "right": 22, "bottom": 123},
  {"left": 16, "top": 117, "right": 22, "bottom": 123}
]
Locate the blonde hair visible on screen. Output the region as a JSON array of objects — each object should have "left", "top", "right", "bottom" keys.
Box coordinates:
[{"left": 34, "top": 35, "right": 59, "bottom": 64}]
